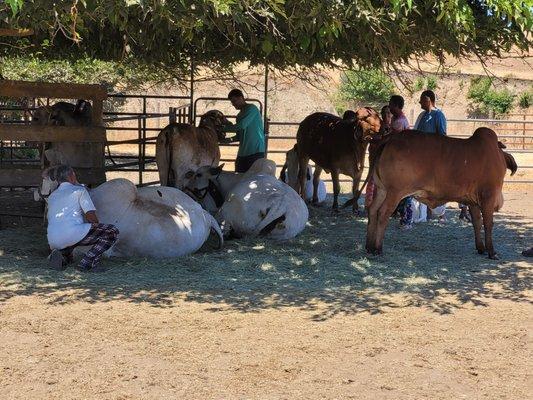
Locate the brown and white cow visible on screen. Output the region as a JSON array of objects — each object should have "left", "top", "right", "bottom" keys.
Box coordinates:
[
  {"left": 295, "top": 107, "right": 382, "bottom": 212},
  {"left": 365, "top": 127, "right": 517, "bottom": 259},
  {"left": 155, "top": 110, "right": 228, "bottom": 189}
]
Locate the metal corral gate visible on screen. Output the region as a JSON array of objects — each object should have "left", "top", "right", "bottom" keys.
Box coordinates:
[{"left": 266, "top": 117, "right": 533, "bottom": 186}]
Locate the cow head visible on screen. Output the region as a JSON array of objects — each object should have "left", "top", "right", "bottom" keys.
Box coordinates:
[
  {"left": 32, "top": 106, "right": 56, "bottom": 126},
  {"left": 354, "top": 107, "right": 383, "bottom": 140},
  {"left": 183, "top": 164, "right": 226, "bottom": 213},
  {"left": 184, "top": 164, "right": 224, "bottom": 197},
  {"left": 199, "top": 110, "right": 229, "bottom": 141},
  {"left": 34, "top": 165, "right": 61, "bottom": 202}
]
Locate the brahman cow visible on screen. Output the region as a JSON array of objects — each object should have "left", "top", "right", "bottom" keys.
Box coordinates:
[
  {"left": 364, "top": 128, "right": 517, "bottom": 259},
  {"left": 155, "top": 110, "right": 229, "bottom": 189},
  {"left": 89, "top": 179, "right": 223, "bottom": 257},
  {"left": 41, "top": 171, "right": 223, "bottom": 258},
  {"left": 295, "top": 107, "right": 382, "bottom": 212},
  {"left": 185, "top": 159, "right": 308, "bottom": 240},
  {"left": 280, "top": 145, "right": 326, "bottom": 204}
]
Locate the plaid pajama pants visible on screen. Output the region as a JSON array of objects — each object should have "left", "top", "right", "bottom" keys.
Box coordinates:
[{"left": 62, "top": 224, "right": 119, "bottom": 269}]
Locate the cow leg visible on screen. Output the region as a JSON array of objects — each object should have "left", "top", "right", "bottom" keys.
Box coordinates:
[
  {"left": 372, "top": 193, "right": 403, "bottom": 255},
  {"left": 297, "top": 155, "right": 310, "bottom": 201},
  {"left": 331, "top": 169, "right": 340, "bottom": 211},
  {"left": 312, "top": 166, "right": 322, "bottom": 204},
  {"left": 481, "top": 201, "right": 498, "bottom": 259},
  {"left": 469, "top": 205, "right": 485, "bottom": 254},
  {"left": 365, "top": 185, "right": 386, "bottom": 253},
  {"left": 350, "top": 167, "right": 364, "bottom": 214}
]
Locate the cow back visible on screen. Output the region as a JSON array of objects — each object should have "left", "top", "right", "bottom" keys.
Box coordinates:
[{"left": 296, "top": 112, "right": 363, "bottom": 175}]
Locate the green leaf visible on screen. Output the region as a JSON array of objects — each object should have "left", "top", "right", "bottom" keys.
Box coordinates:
[
  {"left": 261, "top": 39, "right": 273, "bottom": 55},
  {"left": 6, "top": 0, "right": 24, "bottom": 16},
  {"left": 300, "top": 36, "right": 311, "bottom": 50}
]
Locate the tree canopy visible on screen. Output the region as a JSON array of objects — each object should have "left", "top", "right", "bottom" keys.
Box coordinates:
[{"left": 1, "top": 0, "right": 531, "bottom": 78}]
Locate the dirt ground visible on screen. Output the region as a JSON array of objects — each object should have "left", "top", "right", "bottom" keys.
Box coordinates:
[{"left": 0, "top": 189, "right": 531, "bottom": 400}]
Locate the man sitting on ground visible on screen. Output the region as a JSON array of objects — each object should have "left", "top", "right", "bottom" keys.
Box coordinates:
[
  {"left": 46, "top": 165, "right": 118, "bottom": 272},
  {"left": 223, "top": 89, "right": 266, "bottom": 173}
]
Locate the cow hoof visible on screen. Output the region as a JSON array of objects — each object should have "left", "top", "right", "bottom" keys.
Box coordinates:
[
  {"left": 477, "top": 248, "right": 485, "bottom": 255},
  {"left": 353, "top": 209, "right": 365, "bottom": 217},
  {"left": 488, "top": 253, "right": 499, "bottom": 260}
]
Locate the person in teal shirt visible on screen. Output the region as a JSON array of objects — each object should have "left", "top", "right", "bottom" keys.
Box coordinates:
[{"left": 223, "top": 89, "right": 266, "bottom": 173}]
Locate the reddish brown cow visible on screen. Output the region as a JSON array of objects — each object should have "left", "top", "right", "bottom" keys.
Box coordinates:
[
  {"left": 365, "top": 128, "right": 517, "bottom": 259},
  {"left": 295, "top": 107, "right": 382, "bottom": 211}
]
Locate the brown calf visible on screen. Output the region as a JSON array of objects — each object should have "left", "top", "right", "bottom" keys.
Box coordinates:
[
  {"left": 295, "top": 107, "right": 382, "bottom": 211},
  {"left": 365, "top": 128, "right": 517, "bottom": 259}
]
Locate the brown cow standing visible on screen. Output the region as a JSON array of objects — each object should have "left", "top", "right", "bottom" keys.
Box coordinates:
[
  {"left": 295, "top": 107, "right": 382, "bottom": 212},
  {"left": 365, "top": 127, "right": 517, "bottom": 259}
]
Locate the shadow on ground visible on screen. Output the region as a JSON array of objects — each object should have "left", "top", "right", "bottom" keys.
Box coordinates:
[{"left": 0, "top": 195, "right": 531, "bottom": 320}]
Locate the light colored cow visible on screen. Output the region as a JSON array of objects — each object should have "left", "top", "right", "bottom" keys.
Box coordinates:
[
  {"left": 280, "top": 145, "right": 327, "bottom": 204},
  {"left": 185, "top": 159, "right": 308, "bottom": 240},
  {"left": 89, "top": 179, "right": 223, "bottom": 258},
  {"left": 155, "top": 110, "right": 229, "bottom": 189}
]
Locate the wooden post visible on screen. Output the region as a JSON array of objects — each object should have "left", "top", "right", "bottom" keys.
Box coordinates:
[{"left": 92, "top": 99, "right": 104, "bottom": 126}]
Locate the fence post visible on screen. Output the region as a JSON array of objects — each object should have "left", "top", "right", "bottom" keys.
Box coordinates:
[
  {"left": 169, "top": 107, "right": 177, "bottom": 124},
  {"left": 138, "top": 117, "right": 143, "bottom": 186},
  {"left": 523, "top": 114, "right": 526, "bottom": 150}
]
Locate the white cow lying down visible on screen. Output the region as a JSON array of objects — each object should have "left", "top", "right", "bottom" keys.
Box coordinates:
[
  {"left": 185, "top": 160, "right": 308, "bottom": 240},
  {"left": 89, "top": 179, "right": 223, "bottom": 258}
]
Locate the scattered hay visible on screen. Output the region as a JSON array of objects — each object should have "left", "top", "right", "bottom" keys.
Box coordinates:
[{"left": 0, "top": 198, "right": 531, "bottom": 319}]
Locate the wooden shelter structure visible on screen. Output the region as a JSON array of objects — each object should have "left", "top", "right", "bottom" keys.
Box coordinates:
[{"left": 0, "top": 80, "right": 107, "bottom": 187}]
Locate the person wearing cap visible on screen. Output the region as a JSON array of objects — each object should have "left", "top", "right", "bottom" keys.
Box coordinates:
[{"left": 46, "top": 165, "right": 118, "bottom": 272}]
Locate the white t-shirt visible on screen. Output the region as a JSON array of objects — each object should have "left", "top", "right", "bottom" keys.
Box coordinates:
[{"left": 47, "top": 182, "right": 96, "bottom": 249}]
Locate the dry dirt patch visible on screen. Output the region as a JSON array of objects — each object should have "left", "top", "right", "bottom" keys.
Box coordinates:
[{"left": 0, "top": 194, "right": 531, "bottom": 399}]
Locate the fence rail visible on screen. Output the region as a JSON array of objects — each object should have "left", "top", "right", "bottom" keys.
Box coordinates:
[
  {"left": 1, "top": 98, "right": 532, "bottom": 187},
  {"left": 266, "top": 119, "right": 533, "bottom": 184}
]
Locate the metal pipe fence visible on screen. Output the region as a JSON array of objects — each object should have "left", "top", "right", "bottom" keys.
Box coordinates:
[
  {"left": 1, "top": 96, "right": 532, "bottom": 187},
  {"left": 266, "top": 119, "right": 533, "bottom": 184}
]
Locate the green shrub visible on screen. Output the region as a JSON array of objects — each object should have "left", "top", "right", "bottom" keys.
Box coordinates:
[
  {"left": 518, "top": 89, "right": 533, "bottom": 109},
  {"left": 412, "top": 77, "right": 425, "bottom": 91},
  {"left": 426, "top": 75, "right": 438, "bottom": 90},
  {"left": 338, "top": 68, "right": 395, "bottom": 107},
  {"left": 467, "top": 76, "right": 516, "bottom": 116},
  {"left": 411, "top": 75, "right": 438, "bottom": 91}
]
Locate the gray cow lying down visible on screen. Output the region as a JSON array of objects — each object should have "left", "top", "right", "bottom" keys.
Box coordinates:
[
  {"left": 89, "top": 179, "right": 223, "bottom": 257},
  {"left": 184, "top": 159, "right": 308, "bottom": 240}
]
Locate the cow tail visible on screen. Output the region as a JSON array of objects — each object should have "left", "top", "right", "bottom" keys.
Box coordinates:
[
  {"left": 341, "top": 139, "right": 388, "bottom": 209},
  {"left": 206, "top": 211, "right": 224, "bottom": 249},
  {"left": 503, "top": 151, "right": 517, "bottom": 176},
  {"left": 158, "top": 127, "right": 175, "bottom": 186}
]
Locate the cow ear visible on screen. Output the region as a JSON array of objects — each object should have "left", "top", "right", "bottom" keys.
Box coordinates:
[
  {"left": 184, "top": 170, "right": 195, "bottom": 179},
  {"left": 209, "top": 164, "right": 224, "bottom": 176}
]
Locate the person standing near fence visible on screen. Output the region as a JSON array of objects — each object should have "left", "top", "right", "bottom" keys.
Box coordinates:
[
  {"left": 389, "top": 95, "right": 414, "bottom": 229},
  {"left": 46, "top": 165, "right": 119, "bottom": 272},
  {"left": 413, "top": 90, "right": 448, "bottom": 223},
  {"left": 223, "top": 89, "right": 266, "bottom": 173}
]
